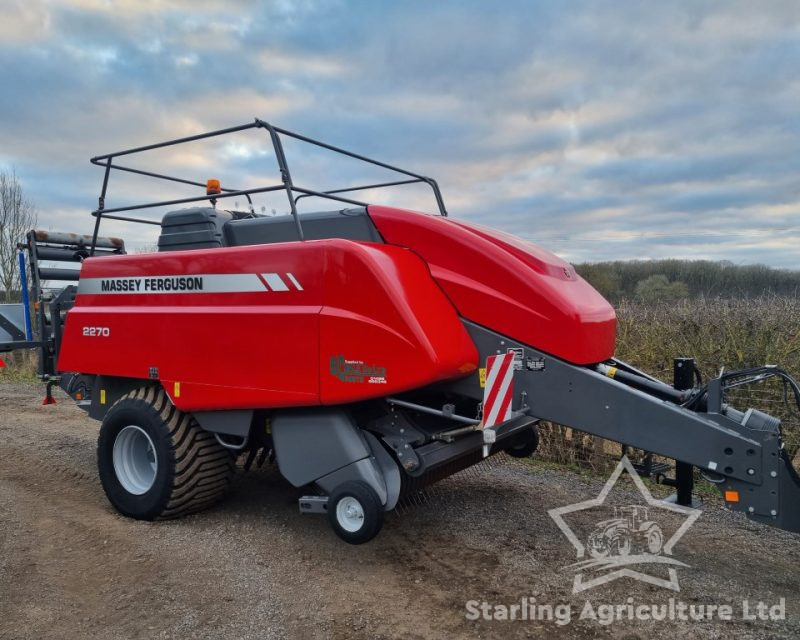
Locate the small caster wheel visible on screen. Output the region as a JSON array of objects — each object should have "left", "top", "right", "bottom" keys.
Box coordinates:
[
  {"left": 327, "top": 481, "right": 384, "bottom": 544},
  {"left": 505, "top": 424, "right": 539, "bottom": 458}
]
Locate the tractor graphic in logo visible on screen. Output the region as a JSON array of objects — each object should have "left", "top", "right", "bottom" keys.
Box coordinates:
[
  {"left": 587, "top": 505, "right": 664, "bottom": 558},
  {"left": 549, "top": 457, "right": 702, "bottom": 592}
]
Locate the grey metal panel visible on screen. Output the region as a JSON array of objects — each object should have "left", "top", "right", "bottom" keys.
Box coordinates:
[
  {"left": 461, "top": 321, "right": 765, "bottom": 483},
  {"left": 193, "top": 410, "right": 254, "bottom": 437},
  {"left": 457, "top": 320, "right": 800, "bottom": 531},
  {"left": 223, "top": 208, "right": 382, "bottom": 246},
  {"left": 298, "top": 496, "right": 329, "bottom": 514},
  {"left": 362, "top": 431, "right": 401, "bottom": 510},
  {"left": 271, "top": 408, "right": 370, "bottom": 487},
  {"left": 315, "top": 458, "right": 390, "bottom": 508},
  {"left": 775, "top": 453, "right": 800, "bottom": 531},
  {"left": 0, "top": 304, "right": 25, "bottom": 342}
]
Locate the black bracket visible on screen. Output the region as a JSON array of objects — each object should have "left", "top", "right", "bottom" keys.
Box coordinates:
[{"left": 671, "top": 357, "right": 697, "bottom": 507}]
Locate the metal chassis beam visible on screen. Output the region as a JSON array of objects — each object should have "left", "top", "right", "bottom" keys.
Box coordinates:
[
  {"left": 0, "top": 340, "right": 40, "bottom": 353},
  {"left": 451, "top": 321, "right": 800, "bottom": 530},
  {"left": 457, "top": 321, "right": 768, "bottom": 482}
]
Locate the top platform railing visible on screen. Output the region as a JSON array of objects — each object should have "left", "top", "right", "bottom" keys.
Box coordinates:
[{"left": 88, "top": 118, "right": 447, "bottom": 254}]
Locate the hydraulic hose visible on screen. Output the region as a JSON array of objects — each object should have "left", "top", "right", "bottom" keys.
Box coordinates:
[{"left": 595, "top": 363, "right": 689, "bottom": 403}]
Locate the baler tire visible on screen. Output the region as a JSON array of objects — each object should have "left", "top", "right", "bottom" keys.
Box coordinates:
[
  {"left": 327, "top": 481, "right": 383, "bottom": 545},
  {"left": 505, "top": 424, "right": 540, "bottom": 458},
  {"left": 97, "top": 386, "right": 234, "bottom": 521}
]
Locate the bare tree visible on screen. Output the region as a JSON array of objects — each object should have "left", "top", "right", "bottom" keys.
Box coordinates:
[{"left": 0, "top": 169, "right": 37, "bottom": 302}]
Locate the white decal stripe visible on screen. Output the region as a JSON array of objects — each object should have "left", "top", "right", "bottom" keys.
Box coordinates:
[
  {"left": 78, "top": 274, "right": 268, "bottom": 295},
  {"left": 483, "top": 353, "right": 515, "bottom": 427},
  {"left": 262, "top": 273, "right": 289, "bottom": 291},
  {"left": 286, "top": 272, "right": 303, "bottom": 291},
  {"left": 485, "top": 373, "right": 506, "bottom": 426},
  {"left": 491, "top": 362, "right": 515, "bottom": 425},
  {"left": 485, "top": 379, "right": 511, "bottom": 425},
  {"left": 483, "top": 356, "right": 503, "bottom": 395},
  {"left": 483, "top": 356, "right": 503, "bottom": 426},
  {"left": 485, "top": 404, "right": 501, "bottom": 428}
]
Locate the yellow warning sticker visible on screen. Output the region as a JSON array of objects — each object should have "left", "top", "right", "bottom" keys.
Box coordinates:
[
  {"left": 174, "top": 381, "right": 181, "bottom": 398},
  {"left": 479, "top": 368, "right": 486, "bottom": 388}
]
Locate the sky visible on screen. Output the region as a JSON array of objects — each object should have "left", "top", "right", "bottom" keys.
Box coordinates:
[{"left": 1, "top": 0, "right": 799, "bottom": 266}]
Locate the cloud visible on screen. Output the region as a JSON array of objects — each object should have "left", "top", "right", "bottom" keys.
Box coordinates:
[
  {"left": 0, "top": 0, "right": 50, "bottom": 44},
  {"left": 256, "top": 48, "right": 349, "bottom": 77},
  {"left": 0, "top": 0, "right": 798, "bottom": 267}
]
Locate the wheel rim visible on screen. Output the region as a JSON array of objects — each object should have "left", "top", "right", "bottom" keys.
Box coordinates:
[
  {"left": 336, "top": 496, "right": 365, "bottom": 533},
  {"left": 648, "top": 531, "right": 663, "bottom": 554},
  {"left": 113, "top": 425, "right": 158, "bottom": 495}
]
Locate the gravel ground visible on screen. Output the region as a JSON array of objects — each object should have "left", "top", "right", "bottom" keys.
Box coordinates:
[{"left": 1, "top": 381, "right": 799, "bottom": 639}]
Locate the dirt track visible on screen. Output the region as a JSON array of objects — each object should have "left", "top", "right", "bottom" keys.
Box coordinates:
[{"left": 1, "top": 382, "right": 799, "bottom": 639}]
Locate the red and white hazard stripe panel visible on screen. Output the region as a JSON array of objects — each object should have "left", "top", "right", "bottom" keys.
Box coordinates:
[
  {"left": 258, "top": 272, "right": 304, "bottom": 291},
  {"left": 482, "top": 352, "right": 516, "bottom": 428}
]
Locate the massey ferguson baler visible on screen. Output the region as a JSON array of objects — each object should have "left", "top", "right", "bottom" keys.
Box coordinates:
[{"left": 2, "top": 119, "right": 800, "bottom": 544}]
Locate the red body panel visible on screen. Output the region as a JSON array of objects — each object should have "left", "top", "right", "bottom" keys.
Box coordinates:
[
  {"left": 59, "top": 205, "right": 615, "bottom": 409},
  {"left": 319, "top": 240, "right": 477, "bottom": 403},
  {"left": 58, "top": 240, "right": 478, "bottom": 411},
  {"left": 368, "top": 206, "right": 617, "bottom": 364}
]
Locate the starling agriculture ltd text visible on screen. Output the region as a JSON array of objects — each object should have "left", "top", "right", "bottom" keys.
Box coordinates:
[{"left": 464, "top": 597, "right": 786, "bottom": 626}]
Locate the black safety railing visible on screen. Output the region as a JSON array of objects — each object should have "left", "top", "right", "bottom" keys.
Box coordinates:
[{"left": 88, "top": 118, "right": 448, "bottom": 255}]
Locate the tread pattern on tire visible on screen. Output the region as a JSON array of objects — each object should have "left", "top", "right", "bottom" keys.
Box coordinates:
[{"left": 112, "top": 386, "right": 234, "bottom": 519}]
